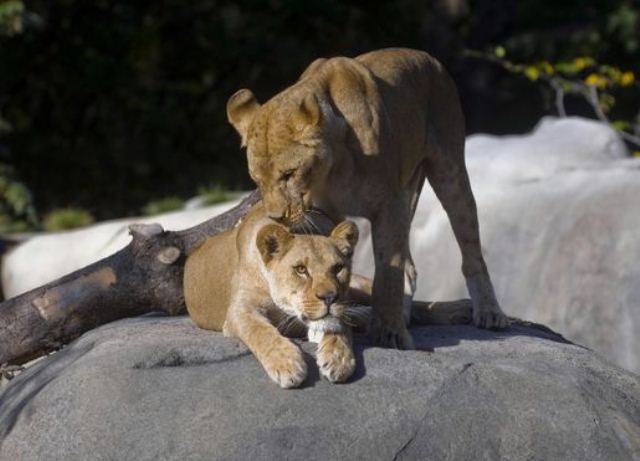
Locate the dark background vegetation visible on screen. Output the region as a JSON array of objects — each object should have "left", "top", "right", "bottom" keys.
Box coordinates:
[{"left": 0, "top": 0, "right": 638, "bottom": 226}]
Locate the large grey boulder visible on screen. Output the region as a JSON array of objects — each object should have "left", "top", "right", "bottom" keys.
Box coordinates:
[{"left": 1, "top": 316, "right": 639, "bottom": 460}]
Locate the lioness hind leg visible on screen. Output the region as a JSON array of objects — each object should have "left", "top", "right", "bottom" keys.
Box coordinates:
[
  {"left": 425, "top": 158, "right": 508, "bottom": 329},
  {"left": 403, "top": 253, "right": 417, "bottom": 326},
  {"left": 403, "top": 161, "right": 426, "bottom": 326}
]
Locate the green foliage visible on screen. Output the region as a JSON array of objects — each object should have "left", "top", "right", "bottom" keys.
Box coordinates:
[
  {"left": 42, "top": 208, "right": 93, "bottom": 231},
  {"left": 197, "top": 184, "right": 230, "bottom": 206},
  {"left": 142, "top": 197, "right": 184, "bottom": 216},
  {"left": 0, "top": 0, "right": 25, "bottom": 36},
  {"left": 479, "top": 47, "right": 635, "bottom": 90},
  {"left": 494, "top": 1, "right": 640, "bottom": 64},
  {"left": 0, "top": 0, "right": 41, "bottom": 37},
  {"left": 607, "top": 3, "right": 639, "bottom": 53},
  {"left": 0, "top": 163, "right": 37, "bottom": 233}
]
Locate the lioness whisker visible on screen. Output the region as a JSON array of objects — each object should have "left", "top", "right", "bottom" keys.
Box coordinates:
[
  {"left": 340, "top": 304, "right": 373, "bottom": 329},
  {"left": 276, "top": 315, "right": 299, "bottom": 334},
  {"left": 303, "top": 219, "right": 313, "bottom": 236},
  {"left": 299, "top": 215, "right": 314, "bottom": 236},
  {"left": 344, "top": 311, "right": 369, "bottom": 322},
  {"left": 344, "top": 304, "right": 372, "bottom": 318},
  {"left": 301, "top": 216, "right": 312, "bottom": 235},
  {"left": 304, "top": 214, "right": 322, "bottom": 235},
  {"left": 339, "top": 316, "right": 358, "bottom": 327},
  {"left": 307, "top": 207, "right": 333, "bottom": 221},
  {"left": 275, "top": 316, "right": 290, "bottom": 331}
]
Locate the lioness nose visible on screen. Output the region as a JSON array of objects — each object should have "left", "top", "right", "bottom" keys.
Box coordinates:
[{"left": 316, "top": 292, "right": 337, "bottom": 308}]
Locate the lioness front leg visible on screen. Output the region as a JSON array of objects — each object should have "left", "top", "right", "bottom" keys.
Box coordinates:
[
  {"left": 316, "top": 329, "right": 356, "bottom": 383},
  {"left": 226, "top": 308, "right": 307, "bottom": 388},
  {"left": 370, "top": 202, "right": 415, "bottom": 349}
]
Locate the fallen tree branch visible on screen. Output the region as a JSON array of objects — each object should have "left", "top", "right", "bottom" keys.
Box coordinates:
[{"left": 0, "top": 190, "right": 261, "bottom": 365}]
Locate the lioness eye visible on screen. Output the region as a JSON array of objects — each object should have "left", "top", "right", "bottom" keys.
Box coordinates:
[
  {"left": 281, "top": 169, "right": 296, "bottom": 181},
  {"left": 332, "top": 263, "right": 345, "bottom": 274},
  {"left": 294, "top": 264, "right": 308, "bottom": 275}
]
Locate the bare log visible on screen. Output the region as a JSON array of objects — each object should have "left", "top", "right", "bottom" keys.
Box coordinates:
[{"left": 0, "top": 190, "right": 261, "bottom": 365}]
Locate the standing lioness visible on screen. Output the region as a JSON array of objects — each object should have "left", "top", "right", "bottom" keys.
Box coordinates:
[{"left": 227, "top": 47, "right": 507, "bottom": 349}]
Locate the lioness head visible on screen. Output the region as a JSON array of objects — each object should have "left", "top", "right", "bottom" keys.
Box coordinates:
[
  {"left": 227, "top": 89, "right": 344, "bottom": 223},
  {"left": 256, "top": 220, "right": 358, "bottom": 333}
]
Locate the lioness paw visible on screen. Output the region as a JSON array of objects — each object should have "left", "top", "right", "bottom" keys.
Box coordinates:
[
  {"left": 262, "top": 342, "right": 308, "bottom": 389},
  {"left": 473, "top": 306, "right": 509, "bottom": 330},
  {"left": 371, "top": 319, "right": 415, "bottom": 350},
  {"left": 317, "top": 335, "right": 356, "bottom": 383},
  {"left": 467, "top": 275, "right": 509, "bottom": 330}
]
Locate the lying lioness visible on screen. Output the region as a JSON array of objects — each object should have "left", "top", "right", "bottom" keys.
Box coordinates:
[{"left": 184, "top": 202, "right": 359, "bottom": 388}]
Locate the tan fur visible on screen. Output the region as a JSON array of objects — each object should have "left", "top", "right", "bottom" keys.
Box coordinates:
[
  {"left": 184, "top": 202, "right": 358, "bottom": 388},
  {"left": 227, "top": 48, "right": 508, "bottom": 349}
]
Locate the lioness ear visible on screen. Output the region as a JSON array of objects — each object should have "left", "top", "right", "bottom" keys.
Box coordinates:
[
  {"left": 330, "top": 221, "right": 359, "bottom": 257},
  {"left": 256, "top": 224, "right": 293, "bottom": 264},
  {"left": 293, "top": 93, "right": 322, "bottom": 133},
  {"left": 227, "top": 89, "right": 260, "bottom": 146}
]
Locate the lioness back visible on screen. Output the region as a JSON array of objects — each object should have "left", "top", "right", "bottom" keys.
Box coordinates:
[
  {"left": 184, "top": 202, "right": 275, "bottom": 331},
  {"left": 184, "top": 227, "right": 238, "bottom": 331},
  {"left": 356, "top": 48, "right": 465, "bottom": 175}
]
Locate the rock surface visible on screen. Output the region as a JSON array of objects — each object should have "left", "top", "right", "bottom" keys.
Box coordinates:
[
  {"left": 1, "top": 316, "right": 639, "bottom": 460},
  {"left": 3, "top": 116, "right": 640, "bottom": 373}
]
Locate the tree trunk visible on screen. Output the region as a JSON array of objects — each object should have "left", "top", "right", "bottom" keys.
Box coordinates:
[{"left": 0, "top": 190, "right": 261, "bottom": 365}]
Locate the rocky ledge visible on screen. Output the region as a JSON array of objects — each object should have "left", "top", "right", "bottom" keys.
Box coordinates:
[{"left": 1, "top": 316, "right": 639, "bottom": 460}]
